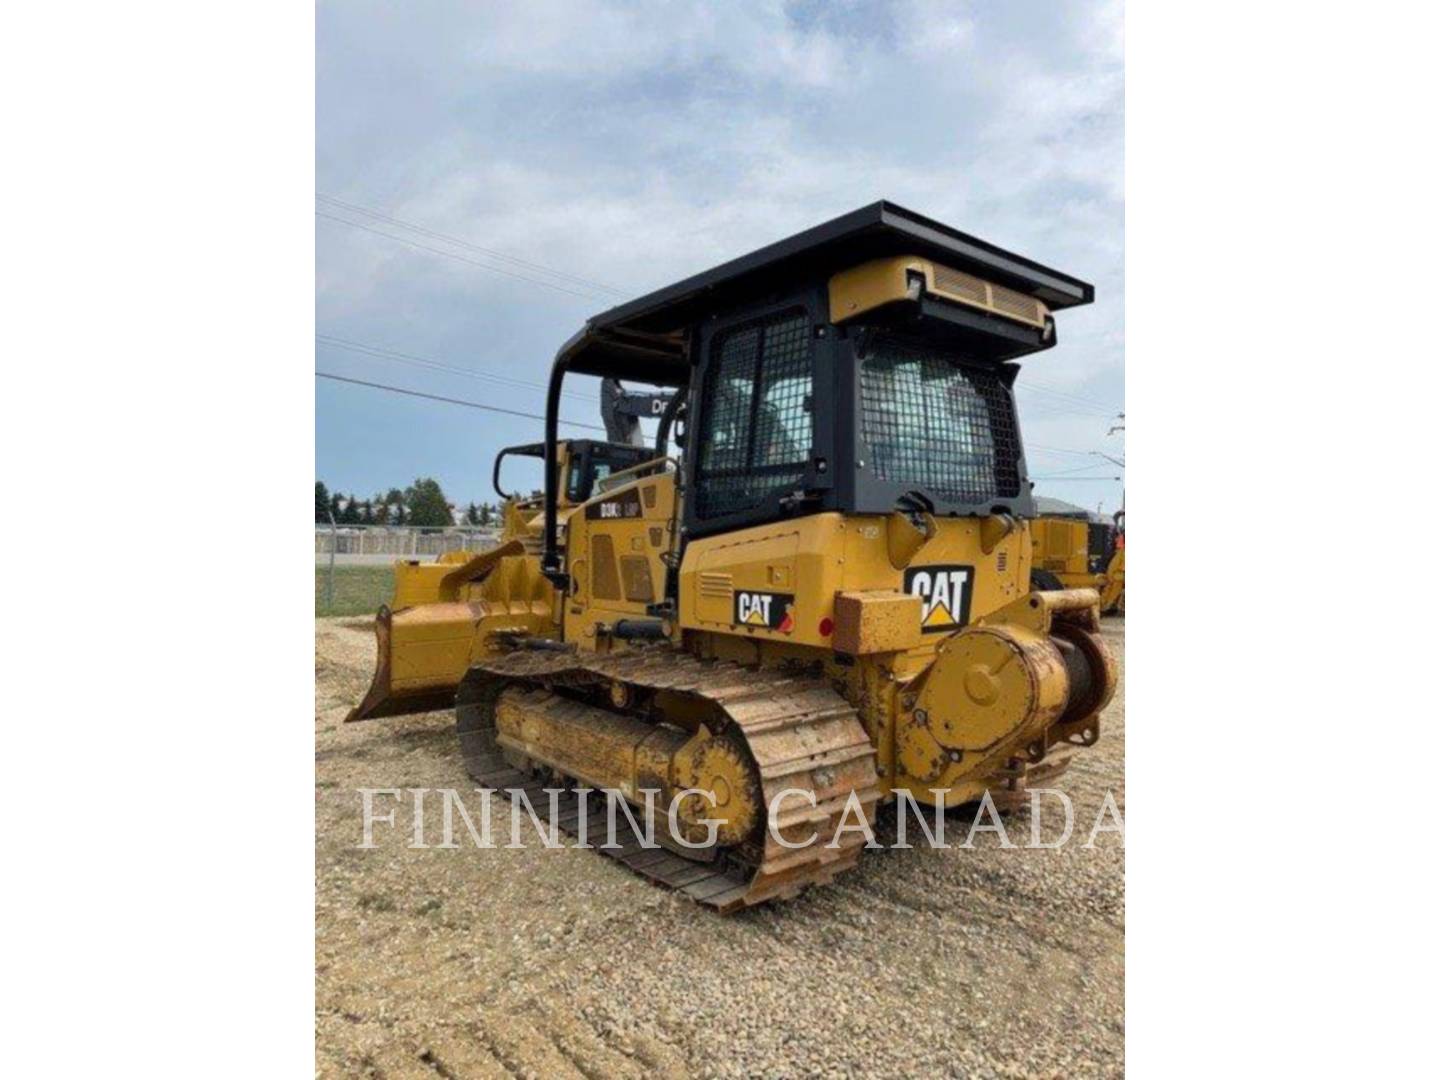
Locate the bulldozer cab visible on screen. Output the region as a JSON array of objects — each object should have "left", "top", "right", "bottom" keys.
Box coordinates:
[
  {"left": 538, "top": 201, "right": 1092, "bottom": 588},
  {"left": 494, "top": 438, "right": 658, "bottom": 547},
  {"left": 493, "top": 439, "right": 655, "bottom": 507}
]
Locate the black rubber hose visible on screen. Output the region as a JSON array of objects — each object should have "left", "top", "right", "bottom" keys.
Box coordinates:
[{"left": 654, "top": 384, "right": 687, "bottom": 459}]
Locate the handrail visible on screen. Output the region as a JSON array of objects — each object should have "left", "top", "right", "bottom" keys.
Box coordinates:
[{"left": 596, "top": 456, "right": 677, "bottom": 493}]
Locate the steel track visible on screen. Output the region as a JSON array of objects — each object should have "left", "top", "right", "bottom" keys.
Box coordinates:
[{"left": 455, "top": 645, "right": 882, "bottom": 913}]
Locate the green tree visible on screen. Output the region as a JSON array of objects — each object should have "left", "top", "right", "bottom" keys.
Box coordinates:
[
  {"left": 464, "top": 502, "right": 482, "bottom": 526},
  {"left": 384, "top": 488, "right": 407, "bottom": 526},
  {"left": 371, "top": 495, "right": 390, "bottom": 526},
  {"left": 338, "top": 495, "right": 361, "bottom": 525},
  {"left": 360, "top": 500, "right": 375, "bottom": 525},
  {"left": 405, "top": 477, "right": 453, "bottom": 528},
  {"left": 479, "top": 502, "right": 494, "bottom": 526},
  {"left": 315, "top": 481, "right": 331, "bottom": 523}
]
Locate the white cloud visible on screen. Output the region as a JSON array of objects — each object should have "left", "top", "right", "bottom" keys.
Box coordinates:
[
  {"left": 893, "top": 1, "right": 977, "bottom": 58},
  {"left": 317, "top": 0, "right": 1125, "bottom": 505}
]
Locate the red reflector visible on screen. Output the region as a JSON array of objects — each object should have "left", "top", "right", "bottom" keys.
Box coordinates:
[{"left": 818, "top": 617, "right": 834, "bottom": 636}]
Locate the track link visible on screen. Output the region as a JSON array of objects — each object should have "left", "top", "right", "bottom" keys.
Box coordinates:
[{"left": 455, "top": 645, "right": 881, "bottom": 913}]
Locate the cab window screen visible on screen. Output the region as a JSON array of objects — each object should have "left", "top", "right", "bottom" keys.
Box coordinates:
[
  {"left": 565, "top": 459, "right": 587, "bottom": 502},
  {"left": 568, "top": 447, "right": 647, "bottom": 502},
  {"left": 859, "top": 334, "right": 1021, "bottom": 502},
  {"left": 696, "top": 311, "right": 813, "bottom": 519}
]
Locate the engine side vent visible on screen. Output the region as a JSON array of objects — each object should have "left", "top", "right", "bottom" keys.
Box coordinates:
[
  {"left": 620, "top": 556, "right": 655, "bottom": 603},
  {"left": 591, "top": 534, "right": 621, "bottom": 600},
  {"left": 698, "top": 571, "right": 733, "bottom": 599}
]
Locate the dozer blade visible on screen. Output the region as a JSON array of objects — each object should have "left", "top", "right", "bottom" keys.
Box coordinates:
[
  {"left": 346, "top": 605, "right": 473, "bottom": 722},
  {"left": 346, "top": 541, "right": 539, "bottom": 723}
]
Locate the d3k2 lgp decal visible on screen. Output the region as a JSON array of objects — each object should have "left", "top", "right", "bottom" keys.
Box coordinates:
[
  {"left": 903, "top": 565, "right": 974, "bottom": 633},
  {"left": 584, "top": 488, "right": 643, "bottom": 521}
]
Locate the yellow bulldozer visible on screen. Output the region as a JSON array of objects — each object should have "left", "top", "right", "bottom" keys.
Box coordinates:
[
  {"left": 362, "top": 376, "right": 680, "bottom": 708},
  {"left": 1030, "top": 509, "right": 1125, "bottom": 615},
  {"left": 357, "top": 435, "right": 670, "bottom": 714},
  {"left": 349, "top": 201, "right": 1117, "bottom": 911},
  {"left": 387, "top": 380, "right": 681, "bottom": 611}
]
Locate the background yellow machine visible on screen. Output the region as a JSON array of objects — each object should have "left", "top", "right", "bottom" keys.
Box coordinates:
[
  {"left": 350, "top": 201, "right": 1116, "bottom": 911},
  {"left": 351, "top": 437, "right": 663, "bottom": 719},
  {"left": 1030, "top": 509, "right": 1125, "bottom": 614}
]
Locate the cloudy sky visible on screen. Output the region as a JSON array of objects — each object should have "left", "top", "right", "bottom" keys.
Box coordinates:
[{"left": 317, "top": 0, "right": 1125, "bottom": 514}]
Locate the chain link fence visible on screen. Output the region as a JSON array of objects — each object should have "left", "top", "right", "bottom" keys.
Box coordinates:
[
  {"left": 315, "top": 523, "right": 503, "bottom": 615},
  {"left": 315, "top": 523, "right": 501, "bottom": 562}
]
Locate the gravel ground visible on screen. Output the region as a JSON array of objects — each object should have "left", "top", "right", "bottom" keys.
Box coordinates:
[{"left": 316, "top": 617, "right": 1125, "bottom": 1078}]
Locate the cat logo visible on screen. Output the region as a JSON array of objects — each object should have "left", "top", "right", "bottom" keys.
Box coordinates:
[
  {"left": 903, "top": 565, "right": 974, "bottom": 633},
  {"left": 733, "top": 590, "right": 796, "bottom": 633}
]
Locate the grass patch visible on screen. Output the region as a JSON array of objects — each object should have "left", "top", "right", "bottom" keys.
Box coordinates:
[{"left": 316, "top": 565, "right": 394, "bottom": 617}]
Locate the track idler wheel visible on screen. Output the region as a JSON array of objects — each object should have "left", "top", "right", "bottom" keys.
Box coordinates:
[{"left": 671, "top": 731, "right": 762, "bottom": 848}]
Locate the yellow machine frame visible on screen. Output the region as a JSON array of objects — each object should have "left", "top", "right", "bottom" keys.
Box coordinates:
[
  {"left": 349, "top": 201, "right": 1117, "bottom": 909},
  {"left": 1030, "top": 515, "right": 1125, "bottom": 614}
]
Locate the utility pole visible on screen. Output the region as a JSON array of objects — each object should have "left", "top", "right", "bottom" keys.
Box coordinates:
[
  {"left": 1094, "top": 416, "right": 1126, "bottom": 516},
  {"left": 325, "top": 507, "right": 337, "bottom": 611}
]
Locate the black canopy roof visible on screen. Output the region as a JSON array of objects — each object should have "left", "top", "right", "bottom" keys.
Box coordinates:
[{"left": 557, "top": 200, "right": 1094, "bottom": 383}]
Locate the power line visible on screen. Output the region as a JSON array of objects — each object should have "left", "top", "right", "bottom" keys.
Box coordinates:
[
  {"left": 1014, "top": 387, "right": 1116, "bottom": 415},
  {"left": 320, "top": 367, "right": 1115, "bottom": 470},
  {"left": 316, "top": 198, "right": 1126, "bottom": 430},
  {"left": 316, "top": 371, "right": 607, "bottom": 432},
  {"left": 318, "top": 366, "right": 1105, "bottom": 456},
  {"left": 1015, "top": 377, "right": 1121, "bottom": 413},
  {"left": 315, "top": 210, "right": 609, "bottom": 302},
  {"left": 315, "top": 199, "right": 1121, "bottom": 413},
  {"left": 1037, "top": 460, "right": 1122, "bottom": 478},
  {"left": 1029, "top": 443, "right": 1110, "bottom": 458},
  {"left": 1015, "top": 390, "right": 1118, "bottom": 420},
  {"left": 317, "top": 343, "right": 1110, "bottom": 459},
  {"left": 316, "top": 193, "right": 627, "bottom": 298},
  {"left": 315, "top": 196, "right": 1122, "bottom": 416},
  {"left": 1018, "top": 382, "right": 1119, "bottom": 412},
  {"left": 313, "top": 211, "right": 1119, "bottom": 452},
  {"left": 315, "top": 334, "right": 595, "bottom": 404}
]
